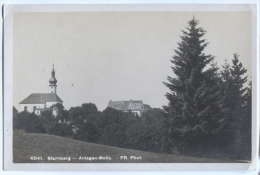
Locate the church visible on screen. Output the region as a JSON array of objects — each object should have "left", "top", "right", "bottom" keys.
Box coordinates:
[{"left": 19, "top": 65, "right": 63, "bottom": 116}]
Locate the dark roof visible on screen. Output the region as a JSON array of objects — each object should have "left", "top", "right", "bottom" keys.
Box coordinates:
[
  {"left": 20, "top": 93, "right": 63, "bottom": 104},
  {"left": 108, "top": 100, "right": 144, "bottom": 111}
]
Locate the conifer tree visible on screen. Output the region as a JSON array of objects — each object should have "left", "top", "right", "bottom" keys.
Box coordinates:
[
  {"left": 218, "top": 61, "right": 234, "bottom": 150},
  {"left": 164, "top": 18, "right": 224, "bottom": 154},
  {"left": 221, "top": 54, "right": 249, "bottom": 158},
  {"left": 242, "top": 82, "right": 251, "bottom": 159}
]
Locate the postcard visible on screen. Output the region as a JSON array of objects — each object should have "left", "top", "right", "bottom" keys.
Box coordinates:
[{"left": 2, "top": 3, "right": 258, "bottom": 171}]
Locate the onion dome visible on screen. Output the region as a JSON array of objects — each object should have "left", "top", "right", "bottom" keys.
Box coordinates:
[{"left": 49, "top": 64, "right": 57, "bottom": 85}]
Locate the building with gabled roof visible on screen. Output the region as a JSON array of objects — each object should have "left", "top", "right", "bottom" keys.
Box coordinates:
[
  {"left": 20, "top": 93, "right": 63, "bottom": 104},
  {"left": 107, "top": 100, "right": 150, "bottom": 116},
  {"left": 19, "top": 65, "right": 63, "bottom": 116}
]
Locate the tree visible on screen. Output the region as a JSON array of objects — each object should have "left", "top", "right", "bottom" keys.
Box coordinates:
[
  {"left": 40, "top": 109, "right": 57, "bottom": 134},
  {"left": 51, "top": 103, "right": 69, "bottom": 122},
  {"left": 47, "top": 103, "right": 73, "bottom": 137},
  {"left": 99, "top": 108, "right": 128, "bottom": 147},
  {"left": 14, "top": 111, "right": 45, "bottom": 133},
  {"left": 124, "top": 109, "right": 166, "bottom": 152},
  {"left": 163, "top": 17, "right": 224, "bottom": 154},
  {"left": 98, "top": 107, "right": 140, "bottom": 147},
  {"left": 242, "top": 82, "right": 251, "bottom": 159},
  {"left": 220, "top": 54, "right": 249, "bottom": 158},
  {"left": 69, "top": 103, "right": 101, "bottom": 142},
  {"left": 81, "top": 103, "right": 98, "bottom": 114}
]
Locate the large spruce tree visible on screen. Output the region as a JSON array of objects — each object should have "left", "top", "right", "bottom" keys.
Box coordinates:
[
  {"left": 164, "top": 18, "right": 224, "bottom": 154},
  {"left": 220, "top": 54, "right": 250, "bottom": 158}
]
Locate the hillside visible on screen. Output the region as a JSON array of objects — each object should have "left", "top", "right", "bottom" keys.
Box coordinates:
[{"left": 13, "top": 131, "right": 240, "bottom": 163}]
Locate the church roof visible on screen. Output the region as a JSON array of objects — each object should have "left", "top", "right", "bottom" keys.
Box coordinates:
[
  {"left": 108, "top": 100, "right": 144, "bottom": 111},
  {"left": 20, "top": 93, "right": 63, "bottom": 104}
]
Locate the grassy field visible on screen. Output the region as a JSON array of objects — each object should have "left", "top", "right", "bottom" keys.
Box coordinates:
[{"left": 13, "top": 130, "right": 242, "bottom": 163}]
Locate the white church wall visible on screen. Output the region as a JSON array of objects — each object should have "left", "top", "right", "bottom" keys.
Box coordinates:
[
  {"left": 19, "top": 101, "right": 62, "bottom": 116},
  {"left": 19, "top": 104, "right": 45, "bottom": 113},
  {"left": 46, "top": 101, "right": 60, "bottom": 108}
]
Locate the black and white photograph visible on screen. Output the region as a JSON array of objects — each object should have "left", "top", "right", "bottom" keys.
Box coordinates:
[{"left": 2, "top": 3, "right": 258, "bottom": 172}]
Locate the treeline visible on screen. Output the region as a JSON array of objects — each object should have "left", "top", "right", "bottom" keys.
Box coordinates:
[
  {"left": 13, "top": 104, "right": 166, "bottom": 154},
  {"left": 13, "top": 18, "right": 251, "bottom": 160}
]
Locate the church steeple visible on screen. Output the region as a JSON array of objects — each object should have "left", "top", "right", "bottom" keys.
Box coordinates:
[{"left": 49, "top": 64, "right": 57, "bottom": 94}]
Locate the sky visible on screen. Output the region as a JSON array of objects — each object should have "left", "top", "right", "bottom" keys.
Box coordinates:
[{"left": 13, "top": 11, "right": 252, "bottom": 110}]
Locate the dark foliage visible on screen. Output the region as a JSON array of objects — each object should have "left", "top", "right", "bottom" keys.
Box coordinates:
[
  {"left": 13, "top": 111, "right": 45, "bottom": 133},
  {"left": 163, "top": 17, "right": 226, "bottom": 155},
  {"left": 13, "top": 104, "right": 167, "bottom": 153},
  {"left": 163, "top": 18, "right": 251, "bottom": 159},
  {"left": 125, "top": 109, "right": 166, "bottom": 152},
  {"left": 69, "top": 103, "right": 101, "bottom": 142},
  {"left": 219, "top": 55, "right": 251, "bottom": 159}
]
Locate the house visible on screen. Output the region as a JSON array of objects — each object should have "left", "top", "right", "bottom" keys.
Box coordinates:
[
  {"left": 19, "top": 65, "right": 63, "bottom": 116},
  {"left": 107, "top": 100, "right": 150, "bottom": 116}
]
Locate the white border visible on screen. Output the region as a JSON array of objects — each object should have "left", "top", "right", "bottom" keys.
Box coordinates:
[{"left": 1, "top": 2, "right": 259, "bottom": 173}]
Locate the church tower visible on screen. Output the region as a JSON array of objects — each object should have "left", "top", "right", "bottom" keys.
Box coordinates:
[{"left": 49, "top": 64, "right": 57, "bottom": 94}]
